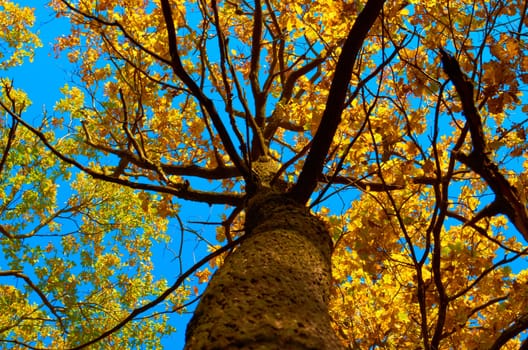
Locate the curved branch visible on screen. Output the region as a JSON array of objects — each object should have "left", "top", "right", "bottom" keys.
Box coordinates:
[
  {"left": 488, "top": 313, "right": 528, "bottom": 350},
  {"left": 448, "top": 252, "right": 524, "bottom": 301},
  {"left": 446, "top": 211, "right": 526, "bottom": 254},
  {"left": 60, "top": 1, "right": 171, "bottom": 66},
  {"left": 0, "top": 339, "right": 45, "bottom": 350},
  {"left": 440, "top": 49, "right": 528, "bottom": 242},
  {"left": 263, "top": 56, "right": 326, "bottom": 141},
  {"left": 159, "top": 0, "right": 251, "bottom": 182},
  {"left": 0, "top": 271, "right": 65, "bottom": 332},
  {"left": 64, "top": 0, "right": 251, "bottom": 184},
  {"left": 80, "top": 135, "right": 242, "bottom": 180},
  {"left": 439, "top": 49, "right": 484, "bottom": 154},
  {"left": 0, "top": 101, "right": 243, "bottom": 206},
  {"left": 322, "top": 175, "right": 403, "bottom": 192},
  {"left": 67, "top": 235, "right": 248, "bottom": 350},
  {"left": 289, "top": 0, "right": 386, "bottom": 204}
]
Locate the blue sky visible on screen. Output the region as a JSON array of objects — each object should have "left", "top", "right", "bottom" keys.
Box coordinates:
[
  {"left": 8, "top": 7, "right": 67, "bottom": 110},
  {"left": 3, "top": 0, "right": 528, "bottom": 348}
]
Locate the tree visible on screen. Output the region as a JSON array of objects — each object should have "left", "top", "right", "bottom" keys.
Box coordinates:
[{"left": 1, "top": 0, "right": 528, "bottom": 348}]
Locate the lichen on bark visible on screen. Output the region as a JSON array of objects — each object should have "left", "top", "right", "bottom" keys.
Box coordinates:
[{"left": 184, "top": 191, "right": 344, "bottom": 349}]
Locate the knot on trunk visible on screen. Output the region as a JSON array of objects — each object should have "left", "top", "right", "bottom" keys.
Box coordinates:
[{"left": 250, "top": 156, "right": 282, "bottom": 189}]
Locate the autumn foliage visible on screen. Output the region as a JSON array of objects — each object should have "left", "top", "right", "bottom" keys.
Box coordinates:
[{"left": 1, "top": 0, "right": 528, "bottom": 348}]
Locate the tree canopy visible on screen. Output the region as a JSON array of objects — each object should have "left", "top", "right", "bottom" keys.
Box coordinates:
[{"left": 1, "top": 0, "right": 528, "bottom": 348}]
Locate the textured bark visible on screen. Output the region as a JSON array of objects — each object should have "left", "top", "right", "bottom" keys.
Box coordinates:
[{"left": 185, "top": 191, "right": 344, "bottom": 349}]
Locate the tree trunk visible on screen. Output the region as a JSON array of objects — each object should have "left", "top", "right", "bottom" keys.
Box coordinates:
[{"left": 185, "top": 191, "right": 344, "bottom": 349}]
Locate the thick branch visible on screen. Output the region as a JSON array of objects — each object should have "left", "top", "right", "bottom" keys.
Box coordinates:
[
  {"left": 289, "top": 0, "right": 386, "bottom": 204},
  {"left": 440, "top": 50, "right": 528, "bottom": 242},
  {"left": 280, "top": 56, "right": 326, "bottom": 103},
  {"left": 488, "top": 313, "right": 528, "bottom": 350},
  {"left": 249, "top": 0, "right": 265, "bottom": 127},
  {"left": 439, "top": 49, "right": 485, "bottom": 154},
  {"left": 0, "top": 116, "right": 17, "bottom": 175},
  {"left": 0, "top": 84, "right": 21, "bottom": 174}
]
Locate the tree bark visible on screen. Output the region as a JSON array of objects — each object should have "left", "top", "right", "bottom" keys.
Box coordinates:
[{"left": 185, "top": 191, "right": 344, "bottom": 349}]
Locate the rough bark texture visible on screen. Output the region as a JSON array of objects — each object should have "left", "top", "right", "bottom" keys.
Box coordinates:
[{"left": 185, "top": 191, "right": 344, "bottom": 349}]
